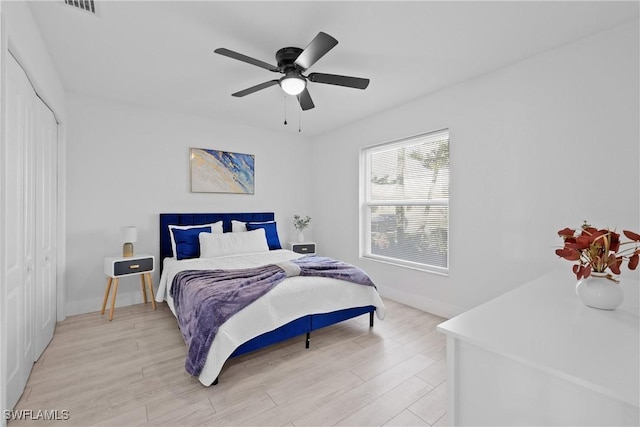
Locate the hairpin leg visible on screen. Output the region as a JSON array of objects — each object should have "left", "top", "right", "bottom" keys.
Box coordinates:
[
  {"left": 305, "top": 332, "right": 310, "bottom": 349},
  {"left": 370, "top": 311, "right": 374, "bottom": 327}
]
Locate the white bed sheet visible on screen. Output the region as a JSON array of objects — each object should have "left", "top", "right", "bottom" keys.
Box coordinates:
[{"left": 156, "top": 249, "right": 386, "bottom": 386}]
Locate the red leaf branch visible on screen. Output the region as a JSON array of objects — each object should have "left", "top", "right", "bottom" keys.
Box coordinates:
[{"left": 556, "top": 221, "right": 640, "bottom": 280}]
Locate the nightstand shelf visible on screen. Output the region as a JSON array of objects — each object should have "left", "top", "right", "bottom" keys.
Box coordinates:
[
  {"left": 101, "top": 254, "right": 156, "bottom": 321},
  {"left": 290, "top": 242, "right": 316, "bottom": 255}
]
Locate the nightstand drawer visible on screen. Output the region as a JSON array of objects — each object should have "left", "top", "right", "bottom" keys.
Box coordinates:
[
  {"left": 105, "top": 255, "right": 155, "bottom": 277},
  {"left": 291, "top": 243, "right": 316, "bottom": 255},
  {"left": 114, "top": 258, "right": 153, "bottom": 275}
]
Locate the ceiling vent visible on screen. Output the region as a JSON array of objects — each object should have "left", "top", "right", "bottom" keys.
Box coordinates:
[{"left": 63, "top": 0, "right": 96, "bottom": 14}]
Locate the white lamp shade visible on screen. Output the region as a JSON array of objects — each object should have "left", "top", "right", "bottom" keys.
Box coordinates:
[
  {"left": 123, "top": 226, "right": 137, "bottom": 243},
  {"left": 280, "top": 75, "right": 306, "bottom": 96}
]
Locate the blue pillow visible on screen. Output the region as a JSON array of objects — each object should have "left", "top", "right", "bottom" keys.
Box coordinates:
[
  {"left": 246, "top": 221, "right": 282, "bottom": 250},
  {"left": 172, "top": 226, "right": 211, "bottom": 260}
]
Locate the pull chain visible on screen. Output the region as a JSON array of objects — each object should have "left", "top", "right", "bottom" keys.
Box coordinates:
[
  {"left": 298, "top": 108, "right": 301, "bottom": 133},
  {"left": 283, "top": 95, "right": 288, "bottom": 126}
]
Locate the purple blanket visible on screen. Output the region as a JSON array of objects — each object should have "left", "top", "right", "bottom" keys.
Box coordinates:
[{"left": 170, "top": 255, "right": 376, "bottom": 376}]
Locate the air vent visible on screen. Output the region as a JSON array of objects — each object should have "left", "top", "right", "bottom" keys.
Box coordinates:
[{"left": 63, "top": 0, "right": 96, "bottom": 14}]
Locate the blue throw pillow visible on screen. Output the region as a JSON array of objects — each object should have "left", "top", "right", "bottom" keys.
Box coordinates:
[
  {"left": 172, "top": 226, "right": 211, "bottom": 260},
  {"left": 246, "top": 221, "right": 282, "bottom": 250}
]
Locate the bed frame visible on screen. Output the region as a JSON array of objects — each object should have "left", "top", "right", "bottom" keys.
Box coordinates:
[{"left": 159, "top": 213, "right": 375, "bottom": 381}]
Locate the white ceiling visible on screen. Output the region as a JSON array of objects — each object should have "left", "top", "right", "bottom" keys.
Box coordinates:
[{"left": 27, "top": 1, "right": 639, "bottom": 137}]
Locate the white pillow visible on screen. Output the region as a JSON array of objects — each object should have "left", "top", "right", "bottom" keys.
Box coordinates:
[
  {"left": 199, "top": 228, "right": 269, "bottom": 258},
  {"left": 169, "top": 222, "right": 223, "bottom": 257},
  {"left": 231, "top": 220, "right": 247, "bottom": 232}
]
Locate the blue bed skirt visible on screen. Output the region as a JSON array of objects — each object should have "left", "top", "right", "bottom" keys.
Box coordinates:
[{"left": 231, "top": 305, "right": 375, "bottom": 357}]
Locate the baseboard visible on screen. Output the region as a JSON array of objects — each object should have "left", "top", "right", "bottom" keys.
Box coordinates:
[
  {"left": 64, "top": 290, "right": 148, "bottom": 317},
  {"left": 379, "top": 287, "right": 465, "bottom": 319}
]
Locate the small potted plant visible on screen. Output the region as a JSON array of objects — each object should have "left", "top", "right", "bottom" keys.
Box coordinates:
[
  {"left": 293, "top": 215, "right": 311, "bottom": 243},
  {"left": 555, "top": 221, "right": 639, "bottom": 309}
]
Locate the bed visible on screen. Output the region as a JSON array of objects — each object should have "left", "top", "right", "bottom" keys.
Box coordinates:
[{"left": 155, "top": 212, "right": 385, "bottom": 386}]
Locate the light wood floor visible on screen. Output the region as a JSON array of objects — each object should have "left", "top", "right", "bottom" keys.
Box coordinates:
[{"left": 10, "top": 298, "right": 448, "bottom": 426}]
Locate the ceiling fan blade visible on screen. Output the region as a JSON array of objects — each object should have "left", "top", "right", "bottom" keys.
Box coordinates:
[
  {"left": 308, "top": 73, "right": 370, "bottom": 89},
  {"left": 214, "top": 48, "right": 279, "bottom": 72},
  {"left": 297, "top": 88, "right": 315, "bottom": 111},
  {"left": 294, "top": 32, "right": 338, "bottom": 70},
  {"left": 231, "top": 80, "right": 279, "bottom": 97}
]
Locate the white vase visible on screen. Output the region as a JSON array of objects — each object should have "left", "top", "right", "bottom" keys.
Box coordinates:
[
  {"left": 297, "top": 231, "right": 305, "bottom": 243},
  {"left": 575, "top": 272, "right": 624, "bottom": 310}
]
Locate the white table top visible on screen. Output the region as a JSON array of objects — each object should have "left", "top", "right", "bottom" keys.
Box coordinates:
[
  {"left": 437, "top": 269, "right": 639, "bottom": 408},
  {"left": 105, "top": 254, "right": 154, "bottom": 262}
]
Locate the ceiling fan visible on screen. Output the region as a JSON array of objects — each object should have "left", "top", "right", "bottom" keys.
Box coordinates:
[{"left": 214, "top": 32, "right": 370, "bottom": 111}]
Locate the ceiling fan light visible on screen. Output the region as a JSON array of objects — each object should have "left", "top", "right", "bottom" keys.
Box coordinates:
[{"left": 280, "top": 74, "right": 306, "bottom": 96}]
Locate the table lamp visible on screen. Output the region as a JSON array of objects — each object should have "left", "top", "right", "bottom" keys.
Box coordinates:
[{"left": 122, "top": 226, "right": 137, "bottom": 257}]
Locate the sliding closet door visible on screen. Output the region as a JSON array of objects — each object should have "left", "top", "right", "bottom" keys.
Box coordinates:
[
  {"left": 34, "top": 96, "right": 57, "bottom": 359},
  {"left": 3, "top": 53, "right": 35, "bottom": 410},
  {"left": 3, "top": 53, "right": 57, "bottom": 410}
]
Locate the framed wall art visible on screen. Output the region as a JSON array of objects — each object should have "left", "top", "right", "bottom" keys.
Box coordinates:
[{"left": 190, "top": 148, "right": 255, "bottom": 194}]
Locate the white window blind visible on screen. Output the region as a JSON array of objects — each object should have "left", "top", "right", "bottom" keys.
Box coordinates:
[{"left": 362, "top": 129, "right": 450, "bottom": 274}]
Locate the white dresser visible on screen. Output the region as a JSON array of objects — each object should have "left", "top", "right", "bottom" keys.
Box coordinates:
[{"left": 437, "top": 270, "right": 639, "bottom": 426}]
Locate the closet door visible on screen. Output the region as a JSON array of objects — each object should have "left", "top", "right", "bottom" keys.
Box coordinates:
[
  {"left": 34, "top": 97, "right": 57, "bottom": 359},
  {"left": 4, "top": 53, "right": 35, "bottom": 410}
]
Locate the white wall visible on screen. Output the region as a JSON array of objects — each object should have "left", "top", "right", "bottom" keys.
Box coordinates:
[
  {"left": 311, "top": 21, "right": 640, "bottom": 318},
  {"left": 2, "top": 2, "right": 65, "bottom": 118},
  {"left": 64, "top": 94, "right": 314, "bottom": 315}
]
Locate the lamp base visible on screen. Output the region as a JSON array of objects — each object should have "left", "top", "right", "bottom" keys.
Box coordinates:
[{"left": 123, "top": 242, "right": 134, "bottom": 258}]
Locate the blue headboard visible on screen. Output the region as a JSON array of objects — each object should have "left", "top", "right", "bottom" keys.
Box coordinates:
[{"left": 159, "top": 212, "right": 275, "bottom": 263}]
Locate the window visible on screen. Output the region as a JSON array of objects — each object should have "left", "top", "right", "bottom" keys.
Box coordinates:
[{"left": 362, "top": 129, "right": 450, "bottom": 274}]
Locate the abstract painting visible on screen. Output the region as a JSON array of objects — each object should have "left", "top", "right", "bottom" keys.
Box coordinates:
[{"left": 190, "top": 148, "right": 255, "bottom": 194}]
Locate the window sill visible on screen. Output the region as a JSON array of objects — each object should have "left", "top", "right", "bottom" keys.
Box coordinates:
[{"left": 361, "top": 254, "right": 449, "bottom": 277}]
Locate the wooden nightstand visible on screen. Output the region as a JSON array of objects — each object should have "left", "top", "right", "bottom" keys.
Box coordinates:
[
  {"left": 290, "top": 242, "right": 316, "bottom": 255},
  {"left": 101, "top": 254, "right": 156, "bottom": 321}
]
